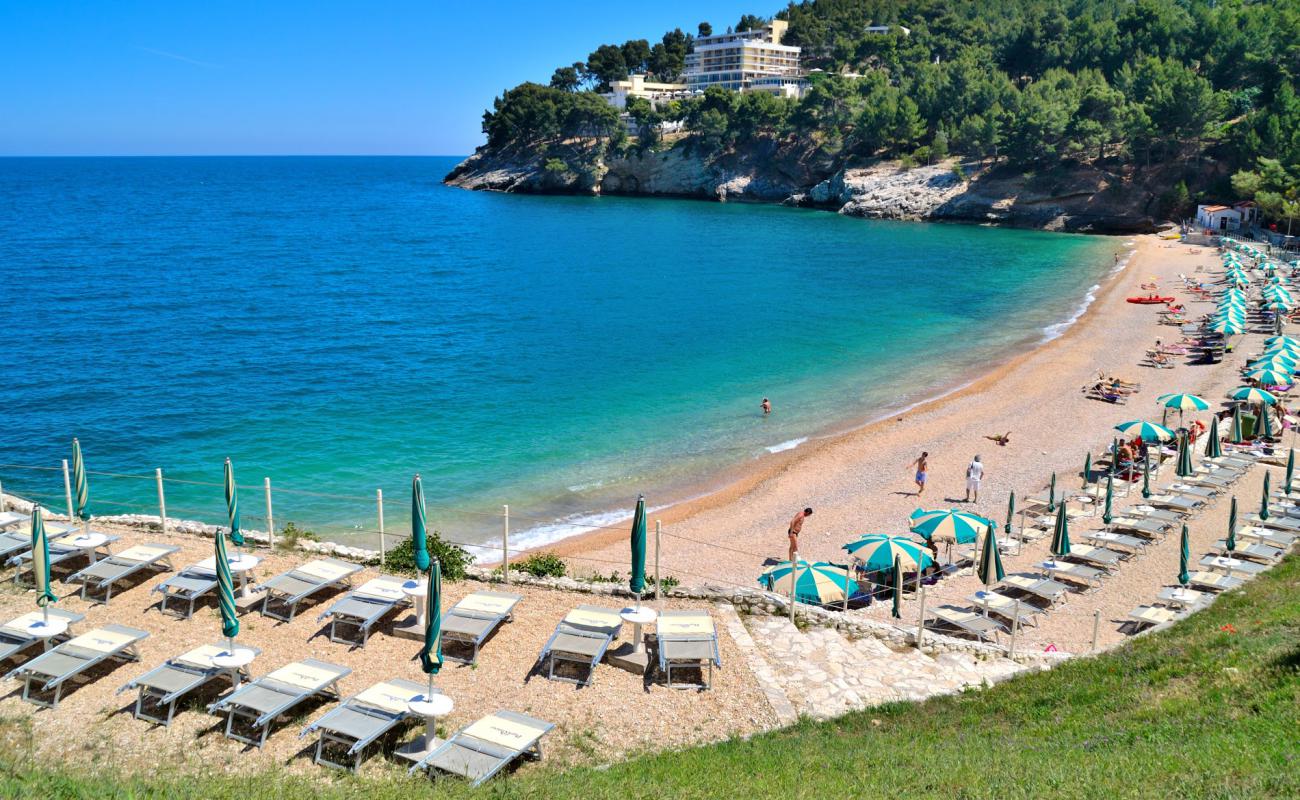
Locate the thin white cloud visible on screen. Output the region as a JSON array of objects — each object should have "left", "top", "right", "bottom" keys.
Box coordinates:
[{"left": 139, "top": 47, "right": 223, "bottom": 69}]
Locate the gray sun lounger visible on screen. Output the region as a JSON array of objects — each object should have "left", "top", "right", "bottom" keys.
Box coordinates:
[
  {"left": 1146, "top": 494, "right": 1205, "bottom": 512},
  {"left": 8, "top": 529, "right": 119, "bottom": 586},
  {"left": 317, "top": 575, "right": 410, "bottom": 647},
  {"left": 407, "top": 709, "right": 554, "bottom": 787},
  {"left": 1167, "top": 483, "right": 1219, "bottom": 498},
  {"left": 1188, "top": 570, "right": 1246, "bottom": 592},
  {"left": 207, "top": 658, "right": 351, "bottom": 748},
  {"left": 0, "top": 609, "right": 85, "bottom": 663},
  {"left": 1249, "top": 513, "right": 1300, "bottom": 533},
  {"left": 1065, "top": 544, "right": 1124, "bottom": 569},
  {"left": 152, "top": 562, "right": 220, "bottom": 619},
  {"left": 4, "top": 624, "right": 148, "bottom": 708},
  {"left": 1041, "top": 560, "right": 1105, "bottom": 590},
  {"left": 1132, "top": 507, "right": 1184, "bottom": 524},
  {"left": 256, "top": 558, "right": 361, "bottom": 622},
  {"left": 65, "top": 543, "right": 179, "bottom": 603},
  {"left": 119, "top": 642, "right": 263, "bottom": 726},
  {"left": 0, "top": 511, "right": 27, "bottom": 530},
  {"left": 1109, "top": 517, "right": 1170, "bottom": 539},
  {"left": 1198, "top": 555, "right": 1268, "bottom": 576},
  {"left": 442, "top": 590, "right": 523, "bottom": 664},
  {"left": 999, "top": 574, "right": 1070, "bottom": 606},
  {"left": 301, "top": 677, "right": 428, "bottom": 771},
  {"left": 929, "top": 607, "right": 1005, "bottom": 643},
  {"left": 969, "top": 591, "right": 1039, "bottom": 628},
  {"left": 1127, "top": 605, "right": 1184, "bottom": 630},
  {"left": 1084, "top": 531, "right": 1147, "bottom": 553},
  {"left": 656, "top": 610, "right": 722, "bottom": 689},
  {"left": 537, "top": 605, "right": 623, "bottom": 686},
  {"left": 1237, "top": 526, "right": 1296, "bottom": 549},
  {"left": 1213, "top": 541, "right": 1284, "bottom": 563}
]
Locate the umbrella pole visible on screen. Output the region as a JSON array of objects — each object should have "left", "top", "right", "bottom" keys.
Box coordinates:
[
  {"left": 428, "top": 673, "right": 434, "bottom": 701},
  {"left": 228, "top": 635, "right": 234, "bottom": 654},
  {"left": 62, "top": 460, "right": 74, "bottom": 526}
]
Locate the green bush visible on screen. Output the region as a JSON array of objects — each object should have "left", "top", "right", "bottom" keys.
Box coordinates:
[
  {"left": 382, "top": 530, "right": 471, "bottom": 580},
  {"left": 515, "top": 551, "right": 566, "bottom": 578},
  {"left": 274, "top": 521, "right": 319, "bottom": 551}
]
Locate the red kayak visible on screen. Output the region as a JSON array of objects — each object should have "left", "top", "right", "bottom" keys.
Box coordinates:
[{"left": 1127, "top": 296, "right": 1175, "bottom": 304}]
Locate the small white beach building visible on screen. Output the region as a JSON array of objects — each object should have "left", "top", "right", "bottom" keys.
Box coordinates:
[{"left": 1196, "top": 204, "right": 1243, "bottom": 232}]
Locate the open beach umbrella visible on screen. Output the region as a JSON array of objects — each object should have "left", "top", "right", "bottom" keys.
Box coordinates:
[
  {"left": 1082, "top": 452, "right": 1092, "bottom": 488},
  {"left": 1231, "top": 404, "right": 1244, "bottom": 444},
  {"left": 1142, "top": 451, "right": 1152, "bottom": 498},
  {"left": 909, "top": 509, "right": 991, "bottom": 545},
  {"left": 1286, "top": 449, "right": 1295, "bottom": 495},
  {"left": 842, "top": 534, "right": 934, "bottom": 572},
  {"left": 214, "top": 515, "right": 240, "bottom": 647},
  {"left": 1208, "top": 318, "right": 1245, "bottom": 335},
  {"left": 890, "top": 556, "right": 902, "bottom": 620},
  {"left": 1176, "top": 432, "right": 1194, "bottom": 478},
  {"left": 418, "top": 558, "right": 443, "bottom": 696},
  {"left": 1050, "top": 502, "right": 1071, "bottom": 557},
  {"left": 1102, "top": 474, "right": 1114, "bottom": 525},
  {"left": 1004, "top": 491, "right": 1015, "bottom": 535},
  {"left": 628, "top": 495, "right": 646, "bottom": 598},
  {"left": 1158, "top": 394, "right": 1209, "bottom": 413},
  {"left": 1248, "top": 356, "right": 1298, "bottom": 373},
  {"left": 1260, "top": 472, "right": 1271, "bottom": 521},
  {"left": 1229, "top": 387, "right": 1278, "bottom": 405},
  {"left": 760, "top": 560, "right": 854, "bottom": 605},
  {"left": 411, "top": 473, "right": 430, "bottom": 573},
  {"left": 1247, "top": 368, "right": 1292, "bottom": 386},
  {"left": 1265, "top": 335, "right": 1300, "bottom": 348},
  {"left": 1114, "top": 420, "right": 1175, "bottom": 442},
  {"left": 71, "top": 438, "right": 89, "bottom": 526},
  {"left": 31, "top": 507, "right": 57, "bottom": 614},
  {"left": 976, "top": 527, "right": 1004, "bottom": 591},
  {"left": 223, "top": 458, "right": 244, "bottom": 548},
  {"left": 1178, "top": 525, "right": 1190, "bottom": 586},
  {"left": 1204, "top": 416, "right": 1223, "bottom": 458},
  {"left": 1047, "top": 473, "right": 1057, "bottom": 513}
]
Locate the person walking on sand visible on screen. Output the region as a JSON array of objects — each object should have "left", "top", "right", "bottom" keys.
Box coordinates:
[
  {"left": 761, "top": 397, "right": 771, "bottom": 416},
  {"left": 965, "top": 455, "right": 984, "bottom": 503},
  {"left": 787, "top": 507, "right": 812, "bottom": 563},
  {"left": 910, "top": 452, "right": 929, "bottom": 496}
]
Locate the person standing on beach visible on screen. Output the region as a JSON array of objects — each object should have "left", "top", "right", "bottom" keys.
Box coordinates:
[
  {"left": 761, "top": 397, "right": 771, "bottom": 416},
  {"left": 965, "top": 455, "right": 984, "bottom": 503},
  {"left": 911, "top": 452, "right": 929, "bottom": 496},
  {"left": 787, "top": 507, "right": 812, "bottom": 563}
]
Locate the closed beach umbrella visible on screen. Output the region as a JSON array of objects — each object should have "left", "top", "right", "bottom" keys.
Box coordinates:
[
  {"left": 1142, "top": 451, "right": 1152, "bottom": 498},
  {"left": 1286, "top": 449, "right": 1295, "bottom": 495},
  {"left": 1260, "top": 472, "right": 1271, "bottom": 521},
  {"left": 1178, "top": 525, "right": 1190, "bottom": 586},
  {"left": 418, "top": 559, "right": 443, "bottom": 695},
  {"left": 411, "top": 473, "right": 430, "bottom": 573},
  {"left": 1231, "top": 404, "right": 1244, "bottom": 444},
  {"left": 1261, "top": 405, "right": 1275, "bottom": 439},
  {"left": 1047, "top": 473, "right": 1057, "bottom": 513},
  {"left": 1228, "top": 496, "right": 1238, "bottom": 543},
  {"left": 976, "top": 527, "right": 1004, "bottom": 589},
  {"left": 908, "top": 509, "right": 991, "bottom": 545},
  {"left": 1114, "top": 420, "right": 1175, "bottom": 442},
  {"left": 1102, "top": 474, "right": 1114, "bottom": 525},
  {"left": 1158, "top": 394, "right": 1209, "bottom": 413},
  {"left": 1082, "top": 452, "right": 1092, "bottom": 488},
  {"left": 214, "top": 518, "right": 240, "bottom": 647},
  {"left": 71, "top": 438, "right": 89, "bottom": 524},
  {"left": 31, "top": 507, "right": 57, "bottom": 613},
  {"left": 1004, "top": 491, "right": 1015, "bottom": 535},
  {"left": 1229, "top": 387, "right": 1278, "bottom": 405},
  {"left": 842, "top": 534, "right": 934, "bottom": 572},
  {"left": 760, "top": 560, "right": 854, "bottom": 605},
  {"left": 1050, "top": 502, "right": 1071, "bottom": 557},
  {"left": 890, "top": 556, "right": 902, "bottom": 620},
  {"left": 1176, "top": 432, "right": 1194, "bottom": 478},
  {"left": 223, "top": 458, "right": 244, "bottom": 548},
  {"left": 628, "top": 495, "right": 646, "bottom": 598},
  {"left": 1204, "top": 416, "right": 1222, "bottom": 458}
]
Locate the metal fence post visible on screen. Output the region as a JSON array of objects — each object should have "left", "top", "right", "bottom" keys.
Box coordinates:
[
  {"left": 1091, "top": 609, "right": 1101, "bottom": 652},
  {"left": 376, "top": 489, "right": 385, "bottom": 568},
  {"left": 62, "top": 459, "right": 74, "bottom": 522},
  {"left": 502, "top": 504, "right": 510, "bottom": 585},
  {"left": 916, "top": 585, "right": 927, "bottom": 650},
  {"left": 155, "top": 468, "right": 167, "bottom": 535},
  {"left": 264, "top": 477, "right": 274, "bottom": 549}
]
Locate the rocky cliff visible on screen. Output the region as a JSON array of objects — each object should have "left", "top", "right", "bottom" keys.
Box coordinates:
[{"left": 445, "top": 144, "right": 1168, "bottom": 234}]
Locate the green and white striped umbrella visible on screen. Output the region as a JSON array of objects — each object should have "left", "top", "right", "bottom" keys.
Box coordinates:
[
  {"left": 629, "top": 495, "right": 646, "bottom": 596},
  {"left": 214, "top": 519, "right": 239, "bottom": 642},
  {"left": 1264, "top": 335, "right": 1300, "bottom": 348},
  {"left": 1142, "top": 450, "right": 1152, "bottom": 498},
  {"left": 976, "top": 527, "right": 1004, "bottom": 589},
  {"left": 890, "top": 556, "right": 903, "bottom": 620},
  {"left": 1229, "top": 386, "right": 1278, "bottom": 405},
  {"left": 1157, "top": 393, "right": 1209, "bottom": 412},
  {"left": 1260, "top": 472, "right": 1271, "bottom": 521},
  {"left": 223, "top": 458, "right": 244, "bottom": 547},
  {"left": 909, "top": 509, "right": 991, "bottom": 545},
  {"left": 1204, "top": 416, "right": 1223, "bottom": 458},
  {"left": 419, "top": 558, "right": 443, "bottom": 680},
  {"left": 1262, "top": 405, "right": 1275, "bottom": 439},
  {"left": 1082, "top": 452, "right": 1092, "bottom": 488},
  {"left": 1114, "top": 420, "right": 1175, "bottom": 442},
  {"left": 1102, "top": 473, "right": 1114, "bottom": 524},
  {"left": 31, "top": 507, "right": 57, "bottom": 610},
  {"left": 842, "top": 534, "right": 934, "bottom": 572},
  {"left": 1176, "top": 432, "right": 1194, "bottom": 478},
  {"left": 760, "top": 560, "right": 855, "bottom": 605},
  {"left": 1004, "top": 491, "right": 1015, "bottom": 535},
  {"left": 1287, "top": 449, "right": 1295, "bottom": 496},
  {"left": 411, "top": 473, "right": 431, "bottom": 572},
  {"left": 1208, "top": 318, "right": 1246, "bottom": 335},
  {"left": 1248, "top": 356, "right": 1297, "bottom": 373},
  {"left": 1047, "top": 473, "right": 1057, "bottom": 512},
  {"left": 71, "top": 438, "right": 89, "bottom": 523},
  {"left": 1263, "top": 299, "right": 1294, "bottom": 313},
  {"left": 1246, "top": 368, "right": 1292, "bottom": 386},
  {"left": 1178, "top": 524, "right": 1190, "bottom": 586},
  {"left": 1049, "top": 502, "right": 1071, "bottom": 557},
  {"left": 1262, "top": 344, "right": 1300, "bottom": 360},
  {"left": 1231, "top": 404, "right": 1244, "bottom": 444}
]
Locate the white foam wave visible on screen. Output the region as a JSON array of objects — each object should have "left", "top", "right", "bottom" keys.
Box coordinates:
[
  {"left": 471, "top": 507, "right": 636, "bottom": 563},
  {"left": 765, "top": 437, "right": 808, "bottom": 454},
  {"left": 1040, "top": 282, "right": 1101, "bottom": 342}
]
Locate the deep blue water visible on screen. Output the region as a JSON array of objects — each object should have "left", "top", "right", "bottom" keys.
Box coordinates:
[{"left": 0, "top": 156, "right": 1117, "bottom": 552}]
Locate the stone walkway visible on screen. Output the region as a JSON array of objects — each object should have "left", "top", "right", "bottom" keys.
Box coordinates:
[{"left": 744, "top": 616, "right": 1030, "bottom": 719}]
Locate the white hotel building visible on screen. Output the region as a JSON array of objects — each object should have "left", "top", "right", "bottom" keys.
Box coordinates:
[{"left": 683, "top": 20, "right": 805, "bottom": 97}]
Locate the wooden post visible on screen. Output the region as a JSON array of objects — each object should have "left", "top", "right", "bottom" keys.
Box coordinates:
[
  {"left": 264, "top": 477, "right": 274, "bottom": 549},
  {"left": 915, "top": 585, "right": 927, "bottom": 650},
  {"left": 155, "top": 468, "right": 167, "bottom": 535},
  {"left": 1091, "top": 609, "right": 1101, "bottom": 652},
  {"left": 62, "top": 459, "right": 74, "bottom": 522},
  {"left": 654, "top": 519, "right": 662, "bottom": 611},
  {"left": 502, "top": 504, "right": 510, "bottom": 585},
  {"left": 376, "top": 489, "right": 385, "bottom": 568}
]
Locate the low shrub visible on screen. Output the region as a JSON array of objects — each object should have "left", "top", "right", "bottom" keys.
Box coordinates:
[
  {"left": 382, "top": 530, "right": 472, "bottom": 580},
  {"left": 515, "top": 551, "right": 566, "bottom": 578}
]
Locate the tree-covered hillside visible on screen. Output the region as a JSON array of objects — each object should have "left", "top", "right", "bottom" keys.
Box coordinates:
[{"left": 474, "top": 0, "right": 1300, "bottom": 225}]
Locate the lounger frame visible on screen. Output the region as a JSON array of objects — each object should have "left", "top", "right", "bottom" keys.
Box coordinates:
[
  {"left": 302, "top": 678, "right": 429, "bottom": 771},
  {"left": 66, "top": 544, "right": 179, "bottom": 604},
  {"left": 441, "top": 591, "right": 523, "bottom": 664},
  {"left": 257, "top": 558, "right": 361, "bottom": 622},
  {"left": 4, "top": 624, "right": 148, "bottom": 709},
  {"left": 656, "top": 611, "right": 722, "bottom": 690},
  {"left": 120, "top": 643, "right": 264, "bottom": 727},
  {"left": 207, "top": 658, "right": 351, "bottom": 748},
  {"left": 537, "top": 606, "right": 622, "bottom": 686},
  {"left": 152, "top": 568, "right": 219, "bottom": 619},
  {"left": 409, "top": 710, "right": 554, "bottom": 787}
]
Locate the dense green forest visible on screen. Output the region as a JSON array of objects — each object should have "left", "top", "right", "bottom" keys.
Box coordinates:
[{"left": 477, "top": 0, "right": 1300, "bottom": 225}]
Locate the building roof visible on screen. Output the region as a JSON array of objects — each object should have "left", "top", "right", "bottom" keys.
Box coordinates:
[{"left": 1201, "top": 205, "right": 1230, "bottom": 212}]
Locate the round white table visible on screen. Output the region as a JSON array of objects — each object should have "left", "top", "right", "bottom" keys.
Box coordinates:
[
  {"left": 620, "top": 606, "right": 657, "bottom": 655},
  {"left": 403, "top": 580, "right": 428, "bottom": 628},
  {"left": 19, "top": 615, "right": 67, "bottom": 649},
  {"left": 212, "top": 647, "right": 257, "bottom": 690},
  {"left": 200, "top": 554, "right": 262, "bottom": 598},
  {"left": 69, "top": 532, "right": 108, "bottom": 562},
  {"left": 408, "top": 693, "right": 454, "bottom": 748}
]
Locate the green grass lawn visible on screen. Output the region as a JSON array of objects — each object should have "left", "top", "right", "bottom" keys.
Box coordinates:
[{"left": 3, "top": 556, "right": 1298, "bottom": 800}]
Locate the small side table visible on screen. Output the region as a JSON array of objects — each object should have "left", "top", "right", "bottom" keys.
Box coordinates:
[
  {"left": 212, "top": 648, "right": 257, "bottom": 690},
  {"left": 198, "top": 554, "right": 262, "bottom": 599},
  {"left": 20, "top": 616, "right": 68, "bottom": 650},
  {"left": 620, "top": 606, "right": 658, "bottom": 655},
  {"left": 403, "top": 580, "right": 429, "bottom": 628},
  {"left": 69, "top": 532, "right": 109, "bottom": 563},
  {"left": 396, "top": 692, "right": 453, "bottom": 764}
]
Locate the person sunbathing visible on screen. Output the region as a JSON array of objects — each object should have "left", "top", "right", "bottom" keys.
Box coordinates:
[
  {"left": 1150, "top": 352, "right": 1172, "bottom": 366},
  {"left": 984, "top": 431, "right": 1011, "bottom": 446}
]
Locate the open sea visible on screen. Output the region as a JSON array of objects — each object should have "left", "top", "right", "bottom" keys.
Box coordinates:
[{"left": 0, "top": 156, "right": 1119, "bottom": 555}]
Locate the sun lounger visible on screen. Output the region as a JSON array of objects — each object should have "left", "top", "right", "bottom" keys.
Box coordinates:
[
  {"left": 999, "top": 574, "right": 1070, "bottom": 606},
  {"left": 1146, "top": 494, "right": 1205, "bottom": 512},
  {"left": 65, "top": 543, "right": 179, "bottom": 603},
  {"left": 301, "top": 677, "right": 428, "bottom": 771},
  {"left": 1109, "top": 516, "right": 1171, "bottom": 539},
  {"left": 7, "top": 529, "right": 119, "bottom": 585},
  {"left": 442, "top": 590, "right": 523, "bottom": 664},
  {"left": 929, "top": 608, "right": 1005, "bottom": 642},
  {"left": 1131, "top": 507, "right": 1184, "bottom": 524},
  {"left": 407, "top": 710, "right": 554, "bottom": 786},
  {"left": 317, "top": 575, "right": 410, "bottom": 646},
  {"left": 1198, "top": 554, "right": 1268, "bottom": 576},
  {"left": 1156, "top": 586, "right": 1212, "bottom": 609},
  {"left": 536, "top": 605, "right": 623, "bottom": 686},
  {"left": 0, "top": 609, "right": 84, "bottom": 663},
  {"left": 1041, "top": 560, "right": 1104, "bottom": 590},
  {"left": 1167, "top": 483, "right": 1219, "bottom": 498},
  {"left": 1248, "top": 513, "right": 1300, "bottom": 533},
  {"left": 1213, "top": 541, "right": 1284, "bottom": 563},
  {"left": 1187, "top": 570, "right": 1246, "bottom": 592},
  {"left": 152, "top": 562, "right": 221, "bottom": 619},
  {"left": 1084, "top": 530, "right": 1147, "bottom": 553},
  {"left": 119, "top": 642, "right": 263, "bottom": 727},
  {"left": 207, "top": 658, "right": 351, "bottom": 748},
  {"left": 256, "top": 558, "right": 361, "bottom": 622},
  {"left": 655, "top": 610, "right": 722, "bottom": 689},
  {"left": 0, "top": 511, "right": 26, "bottom": 530},
  {"left": 1065, "top": 544, "right": 1124, "bottom": 569},
  {"left": 1127, "top": 605, "right": 1182, "bottom": 630},
  {"left": 969, "top": 591, "right": 1039, "bottom": 628},
  {"left": 4, "top": 624, "right": 148, "bottom": 708},
  {"left": 1236, "top": 526, "right": 1296, "bottom": 549}
]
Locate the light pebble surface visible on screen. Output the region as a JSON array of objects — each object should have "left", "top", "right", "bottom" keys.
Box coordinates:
[
  {"left": 551, "top": 234, "right": 1286, "bottom": 653},
  {"left": 0, "top": 530, "right": 776, "bottom": 779}
]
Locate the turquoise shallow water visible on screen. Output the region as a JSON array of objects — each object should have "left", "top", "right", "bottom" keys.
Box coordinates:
[{"left": 0, "top": 156, "right": 1117, "bottom": 552}]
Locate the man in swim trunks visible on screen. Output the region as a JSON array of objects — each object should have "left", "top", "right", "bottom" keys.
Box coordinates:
[
  {"left": 788, "top": 507, "right": 812, "bottom": 563},
  {"left": 761, "top": 397, "right": 771, "bottom": 416},
  {"left": 911, "top": 452, "right": 929, "bottom": 496}
]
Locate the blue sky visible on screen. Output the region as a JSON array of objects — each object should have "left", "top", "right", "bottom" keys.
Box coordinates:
[{"left": 0, "top": 0, "right": 764, "bottom": 156}]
